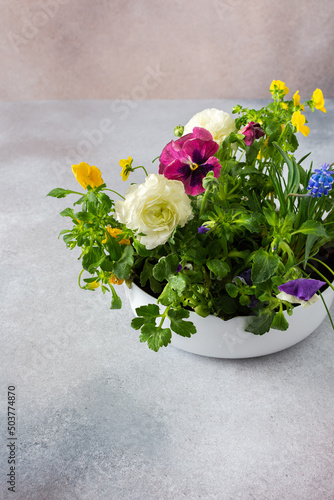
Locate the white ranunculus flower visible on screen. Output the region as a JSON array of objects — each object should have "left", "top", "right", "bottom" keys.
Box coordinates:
[
  {"left": 183, "top": 108, "right": 236, "bottom": 144},
  {"left": 115, "top": 174, "right": 193, "bottom": 250}
]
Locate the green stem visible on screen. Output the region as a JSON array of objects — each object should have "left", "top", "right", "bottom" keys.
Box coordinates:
[
  {"left": 134, "top": 165, "right": 149, "bottom": 176},
  {"left": 102, "top": 188, "right": 125, "bottom": 200},
  {"left": 319, "top": 291, "right": 334, "bottom": 330},
  {"left": 306, "top": 263, "right": 334, "bottom": 292},
  {"left": 78, "top": 269, "right": 85, "bottom": 289},
  {"left": 310, "top": 257, "right": 334, "bottom": 277}
]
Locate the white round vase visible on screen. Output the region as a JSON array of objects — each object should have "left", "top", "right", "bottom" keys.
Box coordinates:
[{"left": 124, "top": 282, "right": 334, "bottom": 358}]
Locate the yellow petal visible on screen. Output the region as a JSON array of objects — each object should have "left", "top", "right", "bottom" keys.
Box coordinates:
[
  {"left": 71, "top": 162, "right": 104, "bottom": 189},
  {"left": 312, "top": 88, "right": 327, "bottom": 113}
]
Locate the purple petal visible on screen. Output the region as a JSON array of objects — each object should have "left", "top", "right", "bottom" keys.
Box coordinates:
[
  {"left": 198, "top": 226, "right": 209, "bottom": 234},
  {"left": 278, "top": 278, "right": 326, "bottom": 301}
]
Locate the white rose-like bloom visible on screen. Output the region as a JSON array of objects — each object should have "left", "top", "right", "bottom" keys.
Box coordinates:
[
  {"left": 183, "top": 108, "right": 236, "bottom": 144},
  {"left": 115, "top": 174, "right": 193, "bottom": 250}
]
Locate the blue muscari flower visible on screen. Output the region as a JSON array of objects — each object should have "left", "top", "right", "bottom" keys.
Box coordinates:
[{"left": 307, "top": 163, "right": 334, "bottom": 198}]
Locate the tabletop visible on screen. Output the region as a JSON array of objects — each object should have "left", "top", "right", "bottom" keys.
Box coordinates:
[{"left": 0, "top": 99, "right": 334, "bottom": 500}]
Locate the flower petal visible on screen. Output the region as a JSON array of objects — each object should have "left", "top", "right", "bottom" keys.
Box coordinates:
[{"left": 277, "top": 278, "right": 326, "bottom": 301}]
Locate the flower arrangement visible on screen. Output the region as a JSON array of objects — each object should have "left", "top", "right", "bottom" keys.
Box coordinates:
[{"left": 48, "top": 81, "right": 334, "bottom": 352}]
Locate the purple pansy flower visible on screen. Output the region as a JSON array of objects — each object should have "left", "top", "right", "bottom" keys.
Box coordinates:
[
  {"left": 278, "top": 278, "right": 325, "bottom": 302},
  {"left": 198, "top": 225, "right": 210, "bottom": 234},
  {"left": 233, "top": 269, "right": 259, "bottom": 307},
  {"left": 307, "top": 163, "right": 334, "bottom": 198},
  {"left": 240, "top": 121, "right": 265, "bottom": 147},
  {"left": 159, "top": 127, "right": 221, "bottom": 196}
]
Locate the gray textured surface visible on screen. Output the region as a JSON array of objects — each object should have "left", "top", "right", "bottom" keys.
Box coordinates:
[{"left": 0, "top": 99, "right": 334, "bottom": 500}]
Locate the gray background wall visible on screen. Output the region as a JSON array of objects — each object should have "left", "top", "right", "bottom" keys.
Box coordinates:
[{"left": 0, "top": 0, "right": 333, "bottom": 101}]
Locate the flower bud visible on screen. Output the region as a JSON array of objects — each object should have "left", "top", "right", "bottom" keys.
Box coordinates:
[{"left": 174, "top": 125, "right": 184, "bottom": 137}]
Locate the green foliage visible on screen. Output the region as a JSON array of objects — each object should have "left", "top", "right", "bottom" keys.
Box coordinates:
[{"left": 48, "top": 85, "right": 334, "bottom": 350}]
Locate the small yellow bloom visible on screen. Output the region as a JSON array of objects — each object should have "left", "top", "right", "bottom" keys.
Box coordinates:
[
  {"left": 120, "top": 157, "right": 133, "bottom": 181},
  {"left": 72, "top": 162, "right": 104, "bottom": 189},
  {"left": 103, "top": 226, "right": 130, "bottom": 245},
  {"left": 270, "top": 80, "right": 289, "bottom": 95},
  {"left": 291, "top": 111, "right": 310, "bottom": 137},
  {"left": 109, "top": 275, "right": 124, "bottom": 285},
  {"left": 281, "top": 102, "right": 288, "bottom": 110},
  {"left": 312, "top": 88, "right": 326, "bottom": 113},
  {"left": 88, "top": 280, "right": 100, "bottom": 290},
  {"left": 293, "top": 90, "right": 304, "bottom": 110}
]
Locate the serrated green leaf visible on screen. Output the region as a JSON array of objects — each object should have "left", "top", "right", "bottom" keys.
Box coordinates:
[
  {"left": 271, "top": 310, "right": 289, "bottom": 331},
  {"left": 158, "top": 283, "right": 178, "bottom": 306},
  {"left": 59, "top": 207, "right": 76, "bottom": 219},
  {"left": 110, "top": 286, "right": 122, "bottom": 309},
  {"left": 168, "top": 308, "right": 196, "bottom": 337},
  {"left": 153, "top": 254, "right": 179, "bottom": 282},
  {"left": 82, "top": 247, "right": 105, "bottom": 272},
  {"left": 294, "top": 220, "right": 328, "bottom": 238},
  {"left": 135, "top": 303, "right": 160, "bottom": 319},
  {"left": 207, "top": 259, "right": 230, "bottom": 279},
  {"left": 139, "top": 324, "right": 172, "bottom": 351},
  {"left": 252, "top": 249, "right": 280, "bottom": 284},
  {"left": 245, "top": 310, "right": 275, "bottom": 335},
  {"left": 226, "top": 282, "right": 238, "bottom": 298},
  {"left": 131, "top": 317, "right": 147, "bottom": 330},
  {"left": 113, "top": 245, "right": 134, "bottom": 279},
  {"left": 168, "top": 274, "right": 190, "bottom": 294}
]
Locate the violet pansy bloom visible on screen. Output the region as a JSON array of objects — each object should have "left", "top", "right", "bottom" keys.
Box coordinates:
[
  {"left": 233, "top": 269, "right": 259, "bottom": 308},
  {"left": 240, "top": 122, "right": 265, "bottom": 147},
  {"left": 159, "top": 127, "right": 221, "bottom": 196},
  {"left": 198, "top": 225, "right": 210, "bottom": 234},
  {"left": 277, "top": 278, "right": 325, "bottom": 307}
]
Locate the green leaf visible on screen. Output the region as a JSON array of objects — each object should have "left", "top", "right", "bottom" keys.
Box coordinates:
[
  {"left": 168, "top": 274, "right": 190, "bottom": 294},
  {"left": 113, "top": 245, "right": 134, "bottom": 280},
  {"left": 245, "top": 310, "right": 275, "bottom": 335},
  {"left": 110, "top": 286, "right": 122, "bottom": 309},
  {"left": 139, "top": 324, "right": 172, "bottom": 352},
  {"left": 59, "top": 208, "right": 76, "bottom": 219},
  {"left": 271, "top": 310, "right": 289, "bottom": 331},
  {"left": 158, "top": 283, "right": 178, "bottom": 306},
  {"left": 131, "top": 317, "right": 146, "bottom": 330},
  {"left": 246, "top": 142, "right": 260, "bottom": 164},
  {"left": 294, "top": 220, "right": 328, "bottom": 238},
  {"left": 233, "top": 212, "right": 261, "bottom": 232},
  {"left": 252, "top": 249, "right": 280, "bottom": 284},
  {"left": 153, "top": 254, "right": 179, "bottom": 282},
  {"left": 207, "top": 259, "right": 230, "bottom": 279},
  {"left": 47, "top": 188, "right": 78, "bottom": 198},
  {"left": 82, "top": 247, "right": 105, "bottom": 272},
  {"left": 168, "top": 308, "right": 196, "bottom": 338},
  {"left": 263, "top": 207, "right": 279, "bottom": 227},
  {"left": 140, "top": 260, "right": 162, "bottom": 295},
  {"left": 226, "top": 282, "right": 238, "bottom": 298},
  {"left": 135, "top": 303, "right": 160, "bottom": 319}
]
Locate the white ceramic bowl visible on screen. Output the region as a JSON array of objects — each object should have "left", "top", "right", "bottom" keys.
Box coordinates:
[{"left": 124, "top": 282, "right": 334, "bottom": 358}]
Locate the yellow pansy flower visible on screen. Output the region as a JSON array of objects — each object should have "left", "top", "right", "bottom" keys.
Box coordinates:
[
  {"left": 291, "top": 111, "right": 310, "bottom": 137},
  {"left": 281, "top": 102, "right": 288, "bottom": 110},
  {"left": 312, "top": 88, "right": 327, "bottom": 113},
  {"left": 72, "top": 162, "right": 104, "bottom": 189},
  {"left": 120, "top": 157, "right": 134, "bottom": 181},
  {"left": 293, "top": 90, "right": 304, "bottom": 111},
  {"left": 109, "top": 275, "right": 124, "bottom": 285},
  {"left": 270, "top": 80, "right": 289, "bottom": 95},
  {"left": 103, "top": 226, "right": 130, "bottom": 245},
  {"left": 88, "top": 280, "right": 100, "bottom": 290}
]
